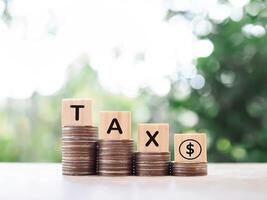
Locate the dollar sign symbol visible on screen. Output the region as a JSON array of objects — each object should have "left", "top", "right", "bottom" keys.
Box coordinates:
[{"left": 186, "top": 142, "right": 194, "bottom": 157}]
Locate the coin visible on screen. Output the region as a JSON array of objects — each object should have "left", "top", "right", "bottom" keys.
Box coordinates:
[
  {"left": 62, "top": 126, "right": 98, "bottom": 176},
  {"left": 98, "top": 172, "right": 132, "bottom": 176},
  {"left": 135, "top": 170, "right": 169, "bottom": 176},
  {"left": 171, "top": 162, "right": 207, "bottom": 176},
  {"left": 133, "top": 152, "right": 171, "bottom": 176},
  {"left": 97, "top": 139, "right": 133, "bottom": 176}
]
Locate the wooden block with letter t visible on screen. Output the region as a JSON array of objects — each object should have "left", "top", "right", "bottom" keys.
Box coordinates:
[
  {"left": 174, "top": 133, "right": 207, "bottom": 163},
  {"left": 137, "top": 123, "right": 169, "bottom": 152},
  {"left": 61, "top": 98, "right": 93, "bottom": 127},
  {"left": 99, "top": 111, "right": 131, "bottom": 140}
]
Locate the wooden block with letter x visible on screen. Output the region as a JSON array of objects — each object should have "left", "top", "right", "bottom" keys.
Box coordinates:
[
  {"left": 137, "top": 123, "right": 169, "bottom": 152},
  {"left": 99, "top": 111, "right": 131, "bottom": 140},
  {"left": 61, "top": 98, "right": 93, "bottom": 127},
  {"left": 174, "top": 133, "right": 207, "bottom": 163}
]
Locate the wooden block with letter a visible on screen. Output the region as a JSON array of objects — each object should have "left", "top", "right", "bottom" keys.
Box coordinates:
[
  {"left": 137, "top": 123, "right": 169, "bottom": 152},
  {"left": 174, "top": 133, "right": 207, "bottom": 163},
  {"left": 99, "top": 111, "right": 131, "bottom": 140},
  {"left": 61, "top": 98, "right": 93, "bottom": 127}
]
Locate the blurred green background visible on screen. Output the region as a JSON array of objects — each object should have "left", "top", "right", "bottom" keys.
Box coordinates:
[{"left": 0, "top": 0, "right": 267, "bottom": 162}]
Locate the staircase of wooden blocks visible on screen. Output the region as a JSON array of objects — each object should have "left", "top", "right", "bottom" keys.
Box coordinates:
[{"left": 61, "top": 98, "right": 207, "bottom": 176}]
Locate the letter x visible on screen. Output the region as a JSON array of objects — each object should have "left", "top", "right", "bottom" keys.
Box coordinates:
[{"left": 145, "top": 131, "right": 159, "bottom": 147}]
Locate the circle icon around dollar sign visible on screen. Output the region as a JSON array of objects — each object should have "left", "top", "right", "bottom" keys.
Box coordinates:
[{"left": 179, "top": 139, "right": 202, "bottom": 160}]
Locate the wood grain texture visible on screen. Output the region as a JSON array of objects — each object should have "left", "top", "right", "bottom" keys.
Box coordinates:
[
  {"left": 174, "top": 133, "right": 207, "bottom": 163},
  {"left": 0, "top": 163, "right": 266, "bottom": 200},
  {"left": 137, "top": 123, "right": 169, "bottom": 152},
  {"left": 99, "top": 111, "right": 131, "bottom": 140},
  {"left": 61, "top": 98, "right": 93, "bottom": 127}
]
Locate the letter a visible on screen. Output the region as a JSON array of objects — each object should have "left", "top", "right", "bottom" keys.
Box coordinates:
[{"left": 107, "top": 118, "right": 123, "bottom": 134}]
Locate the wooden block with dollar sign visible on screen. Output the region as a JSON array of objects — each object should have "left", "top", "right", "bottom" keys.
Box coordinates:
[{"left": 174, "top": 133, "right": 207, "bottom": 163}]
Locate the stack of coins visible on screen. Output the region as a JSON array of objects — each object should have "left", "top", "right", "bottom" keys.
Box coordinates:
[
  {"left": 97, "top": 140, "right": 133, "bottom": 176},
  {"left": 134, "top": 152, "right": 170, "bottom": 176},
  {"left": 171, "top": 162, "right": 207, "bottom": 176},
  {"left": 62, "top": 126, "right": 98, "bottom": 175}
]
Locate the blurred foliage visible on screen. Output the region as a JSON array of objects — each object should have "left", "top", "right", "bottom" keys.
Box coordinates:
[
  {"left": 165, "top": 1, "right": 267, "bottom": 162},
  {"left": 1, "top": 0, "right": 267, "bottom": 162},
  {"left": 0, "top": 59, "right": 140, "bottom": 162}
]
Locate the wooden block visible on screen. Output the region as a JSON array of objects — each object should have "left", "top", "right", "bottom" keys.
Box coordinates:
[
  {"left": 174, "top": 133, "right": 207, "bottom": 163},
  {"left": 99, "top": 111, "right": 131, "bottom": 140},
  {"left": 137, "top": 123, "right": 169, "bottom": 152},
  {"left": 61, "top": 98, "right": 92, "bottom": 127}
]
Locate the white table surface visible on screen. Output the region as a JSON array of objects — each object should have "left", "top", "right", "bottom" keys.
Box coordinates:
[{"left": 0, "top": 163, "right": 266, "bottom": 200}]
